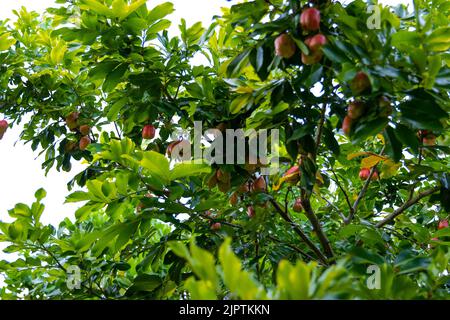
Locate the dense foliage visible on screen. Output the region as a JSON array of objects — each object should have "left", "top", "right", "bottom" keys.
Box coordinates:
[{"left": 0, "top": 0, "right": 449, "bottom": 299}]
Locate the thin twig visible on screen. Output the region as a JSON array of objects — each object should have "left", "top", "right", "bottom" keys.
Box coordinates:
[
  {"left": 314, "top": 191, "right": 347, "bottom": 221},
  {"left": 269, "top": 198, "right": 329, "bottom": 265},
  {"left": 345, "top": 146, "right": 385, "bottom": 224},
  {"left": 376, "top": 186, "right": 440, "bottom": 228},
  {"left": 329, "top": 167, "right": 354, "bottom": 215}
]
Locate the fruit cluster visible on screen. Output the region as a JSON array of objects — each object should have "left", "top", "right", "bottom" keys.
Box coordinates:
[
  {"left": 65, "top": 112, "right": 92, "bottom": 151},
  {"left": 274, "top": 7, "right": 327, "bottom": 65}
]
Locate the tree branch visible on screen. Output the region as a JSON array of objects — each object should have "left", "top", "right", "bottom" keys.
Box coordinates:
[
  {"left": 300, "top": 193, "right": 334, "bottom": 259},
  {"left": 269, "top": 198, "right": 329, "bottom": 265},
  {"left": 314, "top": 191, "right": 347, "bottom": 221},
  {"left": 329, "top": 167, "right": 353, "bottom": 215},
  {"left": 267, "top": 235, "right": 324, "bottom": 265},
  {"left": 345, "top": 146, "right": 385, "bottom": 224},
  {"left": 314, "top": 103, "right": 327, "bottom": 159},
  {"left": 375, "top": 186, "right": 440, "bottom": 228}
]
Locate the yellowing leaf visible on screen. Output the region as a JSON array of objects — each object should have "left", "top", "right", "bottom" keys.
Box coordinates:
[
  {"left": 0, "top": 33, "right": 16, "bottom": 51},
  {"left": 235, "top": 86, "right": 253, "bottom": 94},
  {"left": 361, "top": 155, "right": 386, "bottom": 169},
  {"left": 316, "top": 171, "right": 324, "bottom": 184},
  {"left": 50, "top": 40, "right": 67, "bottom": 65},
  {"left": 377, "top": 134, "right": 385, "bottom": 144},
  {"left": 347, "top": 151, "right": 371, "bottom": 160},
  {"left": 380, "top": 159, "right": 400, "bottom": 179},
  {"left": 79, "top": 0, "right": 112, "bottom": 16}
]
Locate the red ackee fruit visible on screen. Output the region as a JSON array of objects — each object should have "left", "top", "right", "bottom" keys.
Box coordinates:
[
  {"left": 79, "top": 136, "right": 91, "bottom": 151},
  {"left": 293, "top": 198, "right": 303, "bottom": 213},
  {"left": 350, "top": 72, "right": 371, "bottom": 95},
  {"left": 79, "top": 125, "right": 91, "bottom": 136},
  {"left": 0, "top": 120, "right": 8, "bottom": 140},
  {"left": 247, "top": 206, "right": 256, "bottom": 218},
  {"left": 342, "top": 116, "right": 352, "bottom": 136},
  {"left": 438, "top": 219, "right": 449, "bottom": 230},
  {"left": 300, "top": 8, "right": 321, "bottom": 31},
  {"left": 253, "top": 176, "right": 267, "bottom": 192},
  {"left": 142, "top": 124, "right": 156, "bottom": 139},
  {"left": 211, "top": 222, "right": 222, "bottom": 231},
  {"left": 347, "top": 101, "right": 365, "bottom": 120},
  {"left": 274, "top": 33, "right": 296, "bottom": 59},
  {"left": 301, "top": 34, "right": 327, "bottom": 65},
  {"left": 359, "top": 168, "right": 371, "bottom": 180}
]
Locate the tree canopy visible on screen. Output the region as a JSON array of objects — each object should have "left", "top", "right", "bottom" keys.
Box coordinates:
[{"left": 0, "top": 0, "right": 449, "bottom": 299}]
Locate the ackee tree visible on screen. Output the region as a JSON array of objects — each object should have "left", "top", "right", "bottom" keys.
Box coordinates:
[{"left": 0, "top": 0, "right": 449, "bottom": 300}]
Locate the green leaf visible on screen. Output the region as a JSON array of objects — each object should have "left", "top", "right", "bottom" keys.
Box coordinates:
[
  {"left": 106, "top": 97, "right": 128, "bottom": 121},
  {"left": 127, "top": 274, "right": 162, "bottom": 293},
  {"left": 383, "top": 126, "right": 403, "bottom": 162},
  {"left": 276, "top": 260, "right": 312, "bottom": 299},
  {"left": 170, "top": 161, "right": 211, "bottom": 180},
  {"left": 350, "top": 247, "right": 385, "bottom": 265},
  {"left": 168, "top": 241, "right": 190, "bottom": 260},
  {"left": 147, "top": 2, "right": 174, "bottom": 22},
  {"left": 79, "top": 0, "right": 112, "bottom": 16},
  {"left": 227, "top": 49, "right": 251, "bottom": 78},
  {"left": 10, "top": 203, "right": 32, "bottom": 218},
  {"left": 394, "top": 124, "right": 419, "bottom": 154},
  {"left": 229, "top": 93, "right": 252, "bottom": 114},
  {"left": 140, "top": 151, "right": 170, "bottom": 184},
  {"left": 399, "top": 99, "right": 447, "bottom": 130},
  {"left": 323, "top": 127, "right": 340, "bottom": 156},
  {"left": 185, "top": 278, "right": 217, "bottom": 300},
  {"left": 0, "top": 33, "right": 16, "bottom": 51},
  {"left": 426, "top": 27, "right": 450, "bottom": 52},
  {"left": 103, "top": 63, "right": 128, "bottom": 92},
  {"left": 65, "top": 191, "right": 92, "bottom": 203},
  {"left": 433, "top": 227, "right": 450, "bottom": 238},
  {"left": 352, "top": 118, "right": 389, "bottom": 144},
  {"left": 287, "top": 125, "right": 314, "bottom": 143},
  {"left": 147, "top": 19, "right": 171, "bottom": 35},
  {"left": 34, "top": 188, "right": 47, "bottom": 201},
  {"left": 391, "top": 31, "right": 421, "bottom": 50},
  {"left": 218, "top": 238, "right": 265, "bottom": 299}
]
